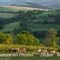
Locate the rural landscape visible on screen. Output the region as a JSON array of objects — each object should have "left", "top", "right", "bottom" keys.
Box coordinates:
[{"left": 0, "top": 0, "right": 60, "bottom": 60}]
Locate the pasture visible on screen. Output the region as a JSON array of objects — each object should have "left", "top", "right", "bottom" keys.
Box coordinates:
[
  {"left": 0, "top": 13, "right": 15, "bottom": 18},
  {"left": 28, "top": 24, "right": 60, "bottom": 31},
  {"left": 0, "top": 56, "right": 60, "bottom": 60},
  {"left": 1, "top": 23, "right": 60, "bottom": 32},
  {"left": 0, "top": 22, "right": 20, "bottom": 32},
  {"left": 0, "top": 7, "right": 18, "bottom": 12}
]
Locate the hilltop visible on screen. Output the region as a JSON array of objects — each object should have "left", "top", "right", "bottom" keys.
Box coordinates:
[{"left": 0, "top": 6, "right": 48, "bottom": 11}]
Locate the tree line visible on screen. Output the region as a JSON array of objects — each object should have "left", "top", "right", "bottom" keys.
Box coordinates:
[{"left": 0, "top": 28, "right": 60, "bottom": 48}]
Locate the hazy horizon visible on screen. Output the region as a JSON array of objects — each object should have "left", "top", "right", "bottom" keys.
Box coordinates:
[{"left": 0, "top": 0, "right": 60, "bottom": 8}]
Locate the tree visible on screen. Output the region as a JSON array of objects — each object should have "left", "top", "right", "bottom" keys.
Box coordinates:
[
  {"left": 0, "top": 32, "right": 5, "bottom": 44},
  {"left": 16, "top": 31, "right": 39, "bottom": 45},
  {"left": 3, "top": 34, "right": 13, "bottom": 45},
  {"left": 45, "top": 28, "right": 58, "bottom": 47}
]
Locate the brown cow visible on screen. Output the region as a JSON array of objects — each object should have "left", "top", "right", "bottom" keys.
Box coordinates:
[
  {"left": 8, "top": 48, "right": 19, "bottom": 53},
  {"left": 8, "top": 48, "right": 27, "bottom": 54},
  {"left": 19, "top": 48, "right": 27, "bottom": 54}
]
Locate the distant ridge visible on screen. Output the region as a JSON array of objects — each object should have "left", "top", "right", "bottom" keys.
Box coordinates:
[
  {"left": 15, "top": 2, "right": 48, "bottom": 9},
  {"left": 0, "top": 6, "right": 49, "bottom": 11},
  {"left": 0, "top": 0, "right": 60, "bottom": 9}
]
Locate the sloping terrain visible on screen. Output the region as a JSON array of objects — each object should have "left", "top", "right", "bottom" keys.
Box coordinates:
[
  {"left": 0, "top": 6, "right": 60, "bottom": 33},
  {"left": 0, "top": 22, "right": 20, "bottom": 32}
]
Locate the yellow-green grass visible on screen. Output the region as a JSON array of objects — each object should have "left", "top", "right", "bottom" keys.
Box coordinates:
[{"left": 0, "top": 44, "right": 57, "bottom": 50}]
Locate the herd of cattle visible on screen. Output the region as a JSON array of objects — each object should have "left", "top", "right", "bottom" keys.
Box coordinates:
[
  {"left": 1, "top": 47, "right": 60, "bottom": 57},
  {"left": 38, "top": 48, "right": 60, "bottom": 57},
  {"left": 7, "top": 48, "right": 27, "bottom": 54}
]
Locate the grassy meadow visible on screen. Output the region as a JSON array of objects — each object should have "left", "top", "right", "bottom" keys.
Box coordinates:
[{"left": 0, "top": 57, "right": 60, "bottom": 60}]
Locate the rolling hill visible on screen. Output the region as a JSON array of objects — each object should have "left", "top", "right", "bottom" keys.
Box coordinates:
[
  {"left": 15, "top": 2, "right": 48, "bottom": 9},
  {"left": 0, "top": 6, "right": 60, "bottom": 34},
  {"left": 1, "top": 6, "right": 48, "bottom": 11}
]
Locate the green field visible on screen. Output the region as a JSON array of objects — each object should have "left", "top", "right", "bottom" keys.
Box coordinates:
[
  {"left": 0, "top": 7, "right": 18, "bottom": 12},
  {"left": 1, "top": 23, "right": 60, "bottom": 32},
  {"left": 0, "top": 57, "right": 60, "bottom": 60},
  {"left": 0, "top": 22, "right": 20, "bottom": 32},
  {"left": 28, "top": 24, "right": 60, "bottom": 31},
  {"left": 0, "top": 13, "right": 15, "bottom": 18},
  {"left": 0, "top": 7, "right": 17, "bottom": 18}
]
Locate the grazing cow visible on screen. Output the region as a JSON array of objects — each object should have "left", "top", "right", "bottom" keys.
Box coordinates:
[
  {"left": 8, "top": 48, "right": 27, "bottom": 54},
  {"left": 57, "top": 49, "right": 60, "bottom": 53},
  {"left": 38, "top": 49, "right": 42, "bottom": 54},
  {"left": 8, "top": 48, "right": 19, "bottom": 53},
  {"left": 37, "top": 48, "right": 56, "bottom": 57},
  {"left": 19, "top": 48, "right": 27, "bottom": 54}
]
